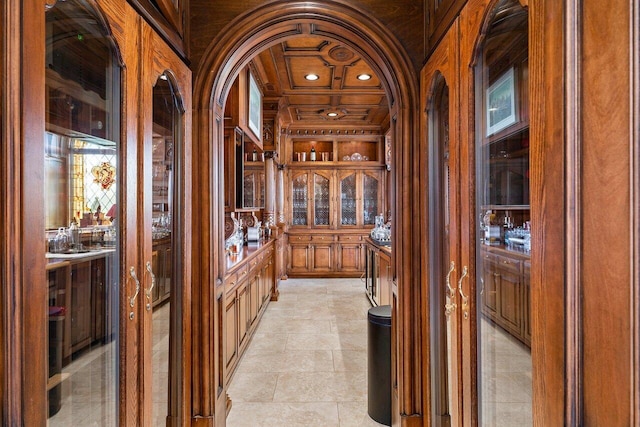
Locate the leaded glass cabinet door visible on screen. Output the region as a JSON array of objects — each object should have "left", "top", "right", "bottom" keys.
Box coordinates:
[
  {"left": 339, "top": 172, "right": 358, "bottom": 227},
  {"left": 313, "top": 171, "right": 332, "bottom": 227},
  {"left": 290, "top": 171, "right": 309, "bottom": 227},
  {"left": 243, "top": 171, "right": 255, "bottom": 208},
  {"left": 362, "top": 171, "right": 380, "bottom": 226}
]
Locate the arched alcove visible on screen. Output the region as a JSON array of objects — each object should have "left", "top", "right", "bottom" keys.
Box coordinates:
[{"left": 190, "top": 1, "right": 422, "bottom": 422}]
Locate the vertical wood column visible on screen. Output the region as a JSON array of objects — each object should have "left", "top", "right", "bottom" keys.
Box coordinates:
[
  {"left": 263, "top": 152, "right": 276, "bottom": 226},
  {"left": 276, "top": 164, "right": 285, "bottom": 226}
]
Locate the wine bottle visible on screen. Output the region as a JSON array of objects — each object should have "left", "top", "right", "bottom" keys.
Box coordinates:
[{"left": 310, "top": 146, "right": 316, "bottom": 161}]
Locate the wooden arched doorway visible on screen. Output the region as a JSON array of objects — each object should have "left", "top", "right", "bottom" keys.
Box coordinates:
[{"left": 191, "top": 2, "right": 421, "bottom": 424}]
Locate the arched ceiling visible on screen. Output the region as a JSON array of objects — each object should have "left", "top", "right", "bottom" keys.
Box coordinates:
[{"left": 250, "top": 35, "right": 389, "bottom": 130}]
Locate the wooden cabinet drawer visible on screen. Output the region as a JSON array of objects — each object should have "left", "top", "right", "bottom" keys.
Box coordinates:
[
  {"left": 495, "top": 254, "right": 521, "bottom": 274},
  {"left": 338, "top": 234, "right": 362, "bottom": 242},
  {"left": 236, "top": 264, "right": 249, "bottom": 281},
  {"left": 289, "top": 234, "right": 311, "bottom": 242},
  {"left": 311, "top": 234, "right": 334, "bottom": 242},
  {"left": 225, "top": 272, "right": 239, "bottom": 294}
]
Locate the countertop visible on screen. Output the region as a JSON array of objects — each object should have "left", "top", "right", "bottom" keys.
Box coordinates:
[
  {"left": 225, "top": 239, "right": 274, "bottom": 274},
  {"left": 46, "top": 247, "right": 116, "bottom": 262},
  {"left": 365, "top": 236, "right": 392, "bottom": 256}
]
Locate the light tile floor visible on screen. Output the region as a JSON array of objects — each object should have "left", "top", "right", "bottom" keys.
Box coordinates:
[{"left": 226, "top": 278, "right": 387, "bottom": 427}]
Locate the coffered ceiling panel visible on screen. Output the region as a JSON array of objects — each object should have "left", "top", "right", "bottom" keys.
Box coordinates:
[{"left": 253, "top": 36, "right": 389, "bottom": 129}]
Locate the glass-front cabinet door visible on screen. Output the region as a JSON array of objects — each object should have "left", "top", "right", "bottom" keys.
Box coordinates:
[
  {"left": 43, "top": 1, "right": 191, "bottom": 425},
  {"left": 313, "top": 171, "right": 332, "bottom": 227},
  {"left": 338, "top": 170, "right": 382, "bottom": 228},
  {"left": 290, "top": 171, "right": 309, "bottom": 227},
  {"left": 339, "top": 172, "right": 358, "bottom": 226},
  {"left": 362, "top": 171, "right": 380, "bottom": 226},
  {"left": 472, "top": 3, "right": 531, "bottom": 425},
  {"left": 44, "top": 3, "right": 121, "bottom": 424}
]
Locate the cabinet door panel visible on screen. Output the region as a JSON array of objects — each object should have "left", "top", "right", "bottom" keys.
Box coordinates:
[
  {"left": 497, "top": 269, "right": 522, "bottom": 335},
  {"left": 378, "top": 253, "right": 391, "bottom": 306},
  {"left": 71, "top": 262, "right": 92, "bottom": 351},
  {"left": 249, "top": 275, "right": 259, "bottom": 325},
  {"left": 290, "top": 172, "right": 309, "bottom": 226},
  {"left": 339, "top": 243, "right": 362, "bottom": 272},
  {"left": 289, "top": 244, "right": 310, "bottom": 273},
  {"left": 91, "top": 258, "right": 106, "bottom": 342},
  {"left": 225, "top": 296, "right": 238, "bottom": 372},
  {"left": 362, "top": 172, "right": 381, "bottom": 226},
  {"left": 481, "top": 259, "right": 499, "bottom": 320},
  {"left": 238, "top": 284, "right": 249, "bottom": 348},
  {"left": 311, "top": 244, "right": 333, "bottom": 272}
]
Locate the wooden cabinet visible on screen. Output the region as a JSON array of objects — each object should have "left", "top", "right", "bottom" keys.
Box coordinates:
[
  {"left": 242, "top": 168, "right": 265, "bottom": 209},
  {"left": 337, "top": 170, "right": 383, "bottom": 227},
  {"left": 287, "top": 233, "right": 365, "bottom": 277},
  {"left": 224, "top": 287, "right": 238, "bottom": 373},
  {"left": 288, "top": 169, "right": 335, "bottom": 228},
  {"left": 364, "top": 239, "right": 392, "bottom": 306},
  {"left": 285, "top": 163, "right": 384, "bottom": 277},
  {"left": 288, "top": 168, "right": 383, "bottom": 231},
  {"left": 151, "top": 237, "right": 172, "bottom": 306},
  {"left": 480, "top": 248, "right": 530, "bottom": 347},
  {"left": 66, "top": 254, "right": 113, "bottom": 355},
  {"left": 223, "top": 242, "right": 275, "bottom": 381},
  {"left": 337, "top": 234, "right": 365, "bottom": 274},
  {"left": 91, "top": 257, "right": 106, "bottom": 343},
  {"left": 378, "top": 249, "right": 392, "bottom": 307},
  {"left": 70, "top": 261, "right": 92, "bottom": 353}
]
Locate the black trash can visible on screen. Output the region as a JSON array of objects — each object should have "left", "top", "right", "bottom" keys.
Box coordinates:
[
  {"left": 48, "top": 306, "right": 65, "bottom": 417},
  {"left": 368, "top": 304, "right": 392, "bottom": 426}
]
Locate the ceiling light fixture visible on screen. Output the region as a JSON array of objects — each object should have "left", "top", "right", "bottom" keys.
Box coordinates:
[
  {"left": 357, "top": 73, "right": 372, "bottom": 81},
  {"left": 327, "top": 112, "right": 339, "bottom": 117},
  {"left": 305, "top": 73, "right": 319, "bottom": 81}
]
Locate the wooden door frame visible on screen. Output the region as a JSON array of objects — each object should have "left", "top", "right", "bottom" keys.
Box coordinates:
[
  {"left": 191, "top": 1, "right": 419, "bottom": 425},
  {"left": 2, "top": 0, "right": 47, "bottom": 424}
]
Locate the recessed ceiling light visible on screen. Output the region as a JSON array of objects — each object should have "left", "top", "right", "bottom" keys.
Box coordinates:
[
  {"left": 305, "top": 74, "right": 319, "bottom": 81},
  {"left": 327, "top": 112, "right": 339, "bottom": 117},
  {"left": 357, "top": 73, "right": 372, "bottom": 81}
]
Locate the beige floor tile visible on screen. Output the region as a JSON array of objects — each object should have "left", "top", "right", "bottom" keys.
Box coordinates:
[
  {"left": 285, "top": 332, "right": 367, "bottom": 351},
  {"left": 333, "top": 350, "right": 367, "bottom": 372},
  {"left": 273, "top": 371, "right": 367, "bottom": 402},
  {"left": 228, "top": 372, "right": 279, "bottom": 402},
  {"left": 331, "top": 319, "right": 368, "bottom": 334},
  {"left": 227, "top": 402, "right": 340, "bottom": 427},
  {"left": 236, "top": 350, "right": 335, "bottom": 373}
]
